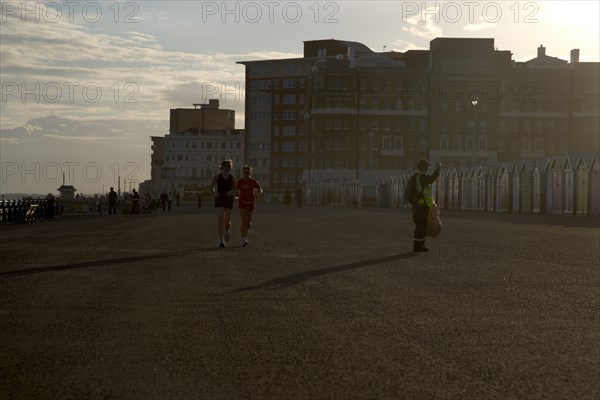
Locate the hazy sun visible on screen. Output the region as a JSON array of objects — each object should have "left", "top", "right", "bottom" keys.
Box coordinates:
[{"left": 542, "top": 1, "right": 600, "bottom": 35}]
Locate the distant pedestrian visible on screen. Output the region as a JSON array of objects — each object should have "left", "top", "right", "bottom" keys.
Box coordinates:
[
  {"left": 131, "top": 189, "right": 140, "bottom": 214},
  {"left": 411, "top": 159, "right": 441, "bottom": 252},
  {"left": 45, "top": 193, "right": 56, "bottom": 218},
  {"left": 108, "top": 187, "right": 118, "bottom": 215},
  {"left": 167, "top": 192, "right": 172, "bottom": 211},
  {"left": 284, "top": 188, "right": 291, "bottom": 210},
  {"left": 175, "top": 193, "right": 181, "bottom": 207},
  {"left": 197, "top": 193, "right": 202, "bottom": 209},
  {"left": 160, "top": 191, "right": 168, "bottom": 211},
  {"left": 211, "top": 159, "right": 236, "bottom": 248},
  {"left": 236, "top": 165, "right": 263, "bottom": 247},
  {"left": 295, "top": 186, "right": 303, "bottom": 209}
]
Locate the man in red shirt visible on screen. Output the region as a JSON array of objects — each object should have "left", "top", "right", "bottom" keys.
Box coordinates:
[{"left": 236, "top": 165, "right": 263, "bottom": 246}]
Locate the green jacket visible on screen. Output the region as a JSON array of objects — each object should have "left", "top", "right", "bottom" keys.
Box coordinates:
[{"left": 415, "top": 167, "right": 440, "bottom": 206}]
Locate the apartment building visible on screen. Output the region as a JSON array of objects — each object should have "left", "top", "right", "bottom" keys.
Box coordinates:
[
  {"left": 237, "top": 57, "right": 310, "bottom": 188},
  {"left": 149, "top": 100, "right": 244, "bottom": 197},
  {"left": 238, "top": 38, "right": 599, "bottom": 187}
]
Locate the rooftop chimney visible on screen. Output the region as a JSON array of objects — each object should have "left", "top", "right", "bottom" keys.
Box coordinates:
[
  {"left": 570, "top": 49, "right": 580, "bottom": 64},
  {"left": 537, "top": 45, "right": 545, "bottom": 58}
]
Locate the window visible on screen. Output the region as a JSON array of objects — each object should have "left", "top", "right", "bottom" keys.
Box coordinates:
[
  {"left": 282, "top": 126, "right": 296, "bottom": 136},
  {"left": 440, "top": 135, "right": 449, "bottom": 151},
  {"left": 466, "top": 135, "right": 474, "bottom": 151},
  {"left": 283, "top": 94, "right": 296, "bottom": 104},
  {"left": 394, "top": 136, "right": 403, "bottom": 151},
  {"left": 282, "top": 141, "right": 296, "bottom": 152},
  {"left": 522, "top": 137, "right": 532, "bottom": 153},
  {"left": 382, "top": 136, "right": 391, "bottom": 151},
  {"left": 283, "top": 110, "right": 296, "bottom": 120},
  {"left": 478, "top": 135, "right": 487, "bottom": 151},
  {"left": 452, "top": 135, "right": 462, "bottom": 151},
  {"left": 283, "top": 79, "right": 296, "bottom": 89},
  {"left": 478, "top": 120, "right": 487, "bottom": 133},
  {"left": 534, "top": 137, "right": 544, "bottom": 153}
]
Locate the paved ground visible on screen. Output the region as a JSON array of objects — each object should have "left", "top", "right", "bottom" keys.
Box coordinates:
[{"left": 1, "top": 202, "right": 599, "bottom": 400}]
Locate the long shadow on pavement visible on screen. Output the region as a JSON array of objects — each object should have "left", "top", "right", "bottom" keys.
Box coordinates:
[
  {"left": 0, "top": 247, "right": 220, "bottom": 278},
  {"left": 233, "top": 252, "right": 418, "bottom": 292}
]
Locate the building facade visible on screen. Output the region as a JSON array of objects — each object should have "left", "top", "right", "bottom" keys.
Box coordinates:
[
  {"left": 149, "top": 100, "right": 244, "bottom": 197},
  {"left": 238, "top": 38, "right": 599, "bottom": 188}
]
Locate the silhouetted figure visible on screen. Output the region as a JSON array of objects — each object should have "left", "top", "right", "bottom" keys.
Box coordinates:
[
  {"left": 296, "top": 187, "right": 303, "bottom": 209},
  {"left": 212, "top": 159, "right": 236, "bottom": 248},
  {"left": 236, "top": 165, "right": 263, "bottom": 247},
  {"left": 167, "top": 192, "right": 172, "bottom": 211},
  {"left": 284, "top": 188, "right": 291, "bottom": 210},
  {"left": 160, "top": 191, "right": 168, "bottom": 211},
  {"left": 131, "top": 189, "right": 140, "bottom": 214},
  {"left": 108, "top": 187, "right": 118, "bottom": 215},
  {"left": 175, "top": 193, "right": 181, "bottom": 207},
  {"left": 45, "top": 193, "right": 55, "bottom": 218},
  {"left": 197, "top": 193, "right": 202, "bottom": 209},
  {"left": 411, "top": 159, "right": 441, "bottom": 252}
]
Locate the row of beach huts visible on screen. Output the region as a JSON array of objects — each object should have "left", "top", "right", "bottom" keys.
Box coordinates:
[{"left": 305, "top": 153, "right": 600, "bottom": 216}]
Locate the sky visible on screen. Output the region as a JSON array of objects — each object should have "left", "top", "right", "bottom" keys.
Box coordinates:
[{"left": 1, "top": 0, "right": 599, "bottom": 196}]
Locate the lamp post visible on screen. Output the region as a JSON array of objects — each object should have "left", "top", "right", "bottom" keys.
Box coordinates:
[
  {"left": 471, "top": 96, "right": 479, "bottom": 166},
  {"left": 369, "top": 130, "right": 374, "bottom": 178}
]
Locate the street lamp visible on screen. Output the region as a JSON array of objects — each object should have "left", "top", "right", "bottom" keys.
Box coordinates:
[
  {"left": 471, "top": 96, "right": 479, "bottom": 166},
  {"left": 369, "top": 131, "right": 374, "bottom": 178}
]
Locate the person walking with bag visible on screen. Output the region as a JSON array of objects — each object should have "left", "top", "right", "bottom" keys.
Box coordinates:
[{"left": 411, "top": 159, "right": 440, "bottom": 252}]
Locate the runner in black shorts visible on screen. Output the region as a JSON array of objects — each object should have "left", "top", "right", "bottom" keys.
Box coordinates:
[{"left": 211, "top": 159, "right": 236, "bottom": 248}]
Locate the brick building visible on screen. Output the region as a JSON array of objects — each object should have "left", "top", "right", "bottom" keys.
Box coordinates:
[{"left": 238, "top": 38, "right": 599, "bottom": 187}]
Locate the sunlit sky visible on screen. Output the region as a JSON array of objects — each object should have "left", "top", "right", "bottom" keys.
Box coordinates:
[{"left": 1, "top": 0, "right": 598, "bottom": 195}]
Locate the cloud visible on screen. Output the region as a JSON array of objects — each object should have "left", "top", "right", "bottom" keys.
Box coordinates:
[
  {"left": 1, "top": 2, "right": 298, "bottom": 130},
  {"left": 390, "top": 39, "right": 422, "bottom": 52},
  {"left": 0, "top": 114, "right": 166, "bottom": 194},
  {"left": 401, "top": 14, "right": 444, "bottom": 39},
  {"left": 42, "top": 134, "right": 127, "bottom": 141},
  {"left": 462, "top": 16, "right": 497, "bottom": 32},
  {"left": 0, "top": 115, "right": 165, "bottom": 143}
]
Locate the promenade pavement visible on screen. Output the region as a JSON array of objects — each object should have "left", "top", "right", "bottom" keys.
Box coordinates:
[{"left": 1, "top": 202, "right": 599, "bottom": 400}]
